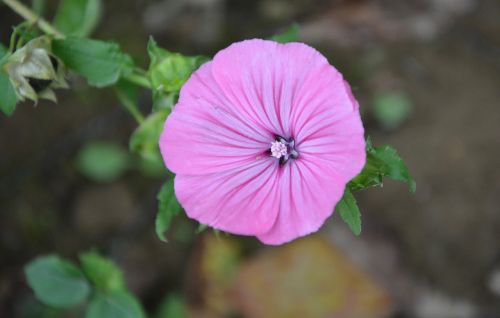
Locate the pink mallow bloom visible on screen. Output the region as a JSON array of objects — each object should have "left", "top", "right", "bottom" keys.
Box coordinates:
[{"left": 159, "top": 39, "right": 366, "bottom": 245}]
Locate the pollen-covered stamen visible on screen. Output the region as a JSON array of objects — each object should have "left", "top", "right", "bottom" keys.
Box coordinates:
[
  {"left": 270, "top": 140, "right": 288, "bottom": 159},
  {"left": 269, "top": 136, "right": 299, "bottom": 164}
]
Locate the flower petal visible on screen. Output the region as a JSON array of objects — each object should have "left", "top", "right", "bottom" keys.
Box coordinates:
[
  {"left": 211, "top": 39, "right": 329, "bottom": 138},
  {"left": 293, "top": 66, "right": 366, "bottom": 181},
  {"left": 181, "top": 62, "right": 270, "bottom": 141},
  {"left": 175, "top": 159, "right": 280, "bottom": 235},
  {"left": 257, "top": 160, "right": 346, "bottom": 245}
]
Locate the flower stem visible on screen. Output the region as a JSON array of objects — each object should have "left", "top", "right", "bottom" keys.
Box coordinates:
[
  {"left": 124, "top": 72, "right": 152, "bottom": 89},
  {"left": 3, "top": 0, "right": 64, "bottom": 38}
]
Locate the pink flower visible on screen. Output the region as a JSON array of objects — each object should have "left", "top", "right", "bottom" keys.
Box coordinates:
[{"left": 159, "top": 39, "right": 365, "bottom": 245}]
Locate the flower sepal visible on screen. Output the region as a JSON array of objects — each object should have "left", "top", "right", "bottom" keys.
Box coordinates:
[{"left": 3, "top": 36, "right": 68, "bottom": 103}]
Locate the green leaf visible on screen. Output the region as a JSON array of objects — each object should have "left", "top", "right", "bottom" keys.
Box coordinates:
[
  {"left": 53, "top": 38, "right": 134, "bottom": 87},
  {"left": 0, "top": 70, "right": 17, "bottom": 116},
  {"left": 156, "top": 178, "right": 181, "bottom": 242},
  {"left": 53, "top": 0, "right": 102, "bottom": 37},
  {"left": 85, "top": 291, "right": 145, "bottom": 318},
  {"left": 24, "top": 255, "right": 91, "bottom": 308},
  {"left": 336, "top": 188, "right": 361, "bottom": 235},
  {"left": 147, "top": 37, "right": 208, "bottom": 94},
  {"left": 350, "top": 139, "right": 416, "bottom": 193},
  {"left": 270, "top": 23, "right": 299, "bottom": 43},
  {"left": 79, "top": 251, "right": 126, "bottom": 292},
  {"left": 114, "top": 79, "right": 144, "bottom": 123},
  {"left": 129, "top": 108, "right": 170, "bottom": 161},
  {"left": 76, "top": 141, "right": 130, "bottom": 182},
  {"left": 155, "top": 294, "right": 187, "bottom": 318},
  {"left": 372, "top": 92, "right": 412, "bottom": 130}
]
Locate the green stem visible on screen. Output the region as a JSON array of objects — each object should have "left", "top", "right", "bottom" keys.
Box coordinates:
[
  {"left": 114, "top": 86, "right": 145, "bottom": 124},
  {"left": 3, "top": 0, "right": 64, "bottom": 38},
  {"left": 124, "top": 72, "right": 151, "bottom": 89}
]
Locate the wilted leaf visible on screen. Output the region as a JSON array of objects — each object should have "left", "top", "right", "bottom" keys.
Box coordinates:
[
  {"left": 270, "top": 23, "right": 299, "bottom": 43},
  {"left": 24, "top": 255, "right": 91, "bottom": 308},
  {"left": 336, "top": 188, "right": 362, "bottom": 235},
  {"left": 76, "top": 141, "right": 130, "bottom": 182},
  {"left": 156, "top": 178, "right": 181, "bottom": 242},
  {"left": 79, "top": 251, "right": 126, "bottom": 292},
  {"left": 53, "top": 0, "right": 102, "bottom": 37},
  {"left": 85, "top": 291, "right": 145, "bottom": 318},
  {"left": 53, "top": 38, "right": 134, "bottom": 87}
]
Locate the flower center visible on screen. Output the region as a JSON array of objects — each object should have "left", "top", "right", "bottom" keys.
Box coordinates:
[{"left": 269, "top": 136, "right": 298, "bottom": 165}]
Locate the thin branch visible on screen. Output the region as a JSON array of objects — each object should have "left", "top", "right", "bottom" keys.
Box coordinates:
[{"left": 3, "top": 0, "right": 64, "bottom": 38}]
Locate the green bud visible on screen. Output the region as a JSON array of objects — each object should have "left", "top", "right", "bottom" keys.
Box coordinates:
[{"left": 3, "top": 36, "right": 68, "bottom": 103}]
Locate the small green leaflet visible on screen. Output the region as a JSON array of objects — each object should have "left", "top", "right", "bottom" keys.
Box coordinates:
[
  {"left": 349, "top": 138, "right": 416, "bottom": 193},
  {"left": 129, "top": 108, "right": 170, "bottom": 161},
  {"left": 156, "top": 177, "right": 181, "bottom": 242},
  {"left": 79, "top": 251, "right": 126, "bottom": 293},
  {"left": 270, "top": 23, "right": 299, "bottom": 43},
  {"left": 53, "top": 37, "right": 134, "bottom": 87},
  {"left": 0, "top": 44, "right": 17, "bottom": 116},
  {"left": 0, "top": 71, "right": 17, "bottom": 116},
  {"left": 85, "top": 291, "right": 145, "bottom": 318},
  {"left": 53, "top": 0, "right": 102, "bottom": 37},
  {"left": 147, "top": 37, "right": 208, "bottom": 95},
  {"left": 336, "top": 188, "right": 362, "bottom": 236},
  {"left": 24, "top": 255, "right": 91, "bottom": 308}
]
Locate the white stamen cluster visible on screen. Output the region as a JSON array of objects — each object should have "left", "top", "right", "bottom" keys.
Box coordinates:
[{"left": 270, "top": 140, "right": 288, "bottom": 159}]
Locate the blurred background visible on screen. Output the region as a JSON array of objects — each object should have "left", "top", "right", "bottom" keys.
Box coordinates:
[{"left": 1, "top": 0, "right": 500, "bottom": 317}]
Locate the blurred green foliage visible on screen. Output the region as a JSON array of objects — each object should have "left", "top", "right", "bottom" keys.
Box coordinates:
[
  {"left": 270, "top": 23, "right": 300, "bottom": 43},
  {"left": 372, "top": 92, "right": 412, "bottom": 130},
  {"left": 53, "top": 0, "right": 102, "bottom": 37},
  {"left": 76, "top": 141, "right": 130, "bottom": 182},
  {"left": 86, "top": 291, "right": 145, "bottom": 318},
  {"left": 24, "top": 255, "right": 91, "bottom": 308},
  {"left": 79, "top": 251, "right": 126, "bottom": 292},
  {"left": 155, "top": 294, "right": 187, "bottom": 318},
  {"left": 24, "top": 252, "right": 146, "bottom": 318}
]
